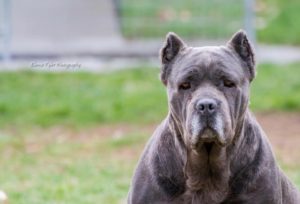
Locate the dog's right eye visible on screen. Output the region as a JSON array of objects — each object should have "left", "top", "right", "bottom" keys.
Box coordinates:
[
  {"left": 179, "top": 82, "right": 191, "bottom": 90},
  {"left": 223, "top": 79, "right": 236, "bottom": 88}
]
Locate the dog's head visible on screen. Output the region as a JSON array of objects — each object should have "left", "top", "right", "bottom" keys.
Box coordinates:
[{"left": 160, "top": 30, "right": 255, "bottom": 153}]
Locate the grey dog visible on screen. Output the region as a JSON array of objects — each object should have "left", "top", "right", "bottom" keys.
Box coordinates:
[{"left": 127, "top": 30, "right": 300, "bottom": 204}]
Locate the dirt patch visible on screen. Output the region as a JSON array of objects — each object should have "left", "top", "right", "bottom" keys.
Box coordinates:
[
  {"left": 81, "top": 112, "right": 300, "bottom": 165},
  {"left": 4, "top": 112, "right": 299, "bottom": 165},
  {"left": 256, "top": 112, "right": 300, "bottom": 165},
  {"left": 102, "top": 112, "right": 300, "bottom": 165}
]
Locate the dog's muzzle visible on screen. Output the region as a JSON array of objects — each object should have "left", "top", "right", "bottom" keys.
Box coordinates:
[{"left": 190, "top": 98, "right": 226, "bottom": 151}]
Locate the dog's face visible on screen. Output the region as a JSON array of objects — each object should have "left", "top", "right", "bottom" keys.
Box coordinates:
[{"left": 160, "top": 30, "right": 255, "bottom": 153}]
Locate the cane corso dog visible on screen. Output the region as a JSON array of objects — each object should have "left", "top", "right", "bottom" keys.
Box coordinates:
[{"left": 127, "top": 30, "right": 300, "bottom": 204}]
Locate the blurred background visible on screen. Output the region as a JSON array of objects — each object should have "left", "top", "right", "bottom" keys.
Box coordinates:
[{"left": 0, "top": 0, "right": 299, "bottom": 203}]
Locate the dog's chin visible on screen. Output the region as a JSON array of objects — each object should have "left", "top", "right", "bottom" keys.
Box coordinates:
[{"left": 190, "top": 128, "right": 226, "bottom": 154}]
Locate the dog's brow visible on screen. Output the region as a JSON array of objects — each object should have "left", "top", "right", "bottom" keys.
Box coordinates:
[
  {"left": 213, "top": 69, "right": 239, "bottom": 82},
  {"left": 176, "top": 68, "right": 201, "bottom": 83},
  {"left": 212, "top": 60, "right": 241, "bottom": 80},
  {"left": 216, "top": 58, "right": 243, "bottom": 75}
]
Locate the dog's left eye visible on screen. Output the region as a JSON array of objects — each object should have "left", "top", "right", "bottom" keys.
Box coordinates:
[
  {"left": 179, "top": 82, "right": 191, "bottom": 90},
  {"left": 223, "top": 79, "right": 235, "bottom": 88}
]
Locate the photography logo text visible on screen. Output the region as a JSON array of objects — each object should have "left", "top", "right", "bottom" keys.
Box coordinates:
[{"left": 30, "top": 62, "right": 82, "bottom": 71}]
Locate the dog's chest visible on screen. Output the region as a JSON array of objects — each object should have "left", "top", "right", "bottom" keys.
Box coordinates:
[{"left": 180, "top": 181, "right": 229, "bottom": 204}]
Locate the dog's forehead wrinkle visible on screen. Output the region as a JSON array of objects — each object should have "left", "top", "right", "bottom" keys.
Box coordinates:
[
  {"left": 187, "top": 48, "right": 218, "bottom": 66},
  {"left": 178, "top": 47, "right": 234, "bottom": 69},
  {"left": 172, "top": 62, "right": 242, "bottom": 86}
]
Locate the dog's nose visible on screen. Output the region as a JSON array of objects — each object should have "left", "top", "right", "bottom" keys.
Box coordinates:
[{"left": 196, "top": 98, "right": 217, "bottom": 114}]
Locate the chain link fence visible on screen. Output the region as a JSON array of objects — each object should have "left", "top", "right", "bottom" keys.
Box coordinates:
[
  {"left": 0, "top": 0, "right": 255, "bottom": 61},
  {"left": 118, "top": 0, "right": 255, "bottom": 41}
]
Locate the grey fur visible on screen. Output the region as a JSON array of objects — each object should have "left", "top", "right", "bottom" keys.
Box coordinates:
[{"left": 128, "top": 30, "right": 300, "bottom": 204}]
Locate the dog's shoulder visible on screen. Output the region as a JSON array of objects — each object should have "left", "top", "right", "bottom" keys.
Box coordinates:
[
  {"left": 227, "top": 112, "right": 283, "bottom": 203},
  {"left": 150, "top": 119, "right": 186, "bottom": 199},
  {"left": 128, "top": 120, "right": 186, "bottom": 203}
]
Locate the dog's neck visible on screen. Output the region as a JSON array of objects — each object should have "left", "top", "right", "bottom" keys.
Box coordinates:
[{"left": 184, "top": 144, "right": 230, "bottom": 203}]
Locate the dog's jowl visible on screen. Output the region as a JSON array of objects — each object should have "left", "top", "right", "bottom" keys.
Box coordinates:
[{"left": 127, "top": 30, "right": 300, "bottom": 204}]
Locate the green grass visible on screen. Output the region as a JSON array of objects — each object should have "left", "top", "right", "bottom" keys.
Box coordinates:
[
  {"left": 120, "top": 0, "right": 243, "bottom": 39},
  {"left": 0, "top": 64, "right": 300, "bottom": 203},
  {"left": 0, "top": 126, "right": 300, "bottom": 204},
  {"left": 0, "top": 128, "right": 148, "bottom": 204},
  {"left": 0, "top": 63, "right": 300, "bottom": 128},
  {"left": 257, "top": 0, "right": 300, "bottom": 45},
  {"left": 251, "top": 63, "right": 300, "bottom": 110},
  {"left": 0, "top": 68, "right": 167, "bottom": 128},
  {"left": 0, "top": 127, "right": 298, "bottom": 203}
]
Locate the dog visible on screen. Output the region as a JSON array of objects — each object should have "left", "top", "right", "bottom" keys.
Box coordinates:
[{"left": 127, "top": 30, "right": 300, "bottom": 204}]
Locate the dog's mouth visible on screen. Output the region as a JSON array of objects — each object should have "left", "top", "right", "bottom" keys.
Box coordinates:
[
  {"left": 191, "top": 126, "right": 227, "bottom": 148},
  {"left": 191, "top": 140, "right": 217, "bottom": 156},
  {"left": 190, "top": 127, "right": 226, "bottom": 155},
  {"left": 203, "top": 142, "right": 214, "bottom": 154}
]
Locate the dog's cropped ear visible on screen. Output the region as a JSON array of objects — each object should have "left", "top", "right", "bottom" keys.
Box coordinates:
[
  {"left": 160, "top": 32, "right": 186, "bottom": 86},
  {"left": 227, "top": 30, "right": 256, "bottom": 82}
]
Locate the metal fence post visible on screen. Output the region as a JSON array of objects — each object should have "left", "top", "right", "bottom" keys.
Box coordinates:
[
  {"left": 244, "top": 0, "right": 256, "bottom": 45},
  {"left": 113, "top": 0, "right": 122, "bottom": 34},
  {"left": 1, "top": 0, "right": 11, "bottom": 62}
]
